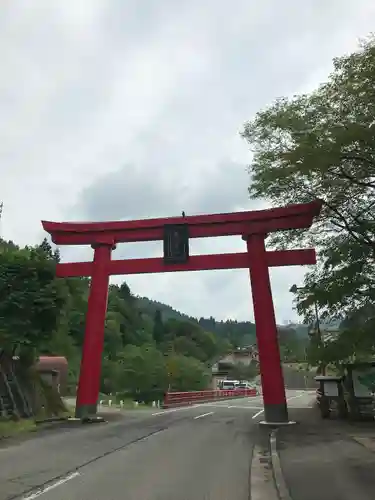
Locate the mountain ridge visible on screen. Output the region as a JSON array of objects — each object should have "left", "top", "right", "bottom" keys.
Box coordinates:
[{"left": 136, "top": 296, "right": 310, "bottom": 346}]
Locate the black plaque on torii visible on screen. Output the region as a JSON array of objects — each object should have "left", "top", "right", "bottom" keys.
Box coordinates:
[{"left": 163, "top": 224, "right": 189, "bottom": 264}]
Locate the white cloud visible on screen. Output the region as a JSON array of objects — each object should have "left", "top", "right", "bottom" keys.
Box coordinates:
[{"left": 1, "top": 0, "right": 374, "bottom": 321}]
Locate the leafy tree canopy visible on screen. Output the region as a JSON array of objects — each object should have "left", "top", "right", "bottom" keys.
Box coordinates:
[
  {"left": 0, "top": 240, "right": 65, "bottom": 356},
  {"left": 241, "top": 36, "right": 375, "bottom": 364}
]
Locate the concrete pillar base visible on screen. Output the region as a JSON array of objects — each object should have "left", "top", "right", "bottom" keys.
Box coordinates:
[
  {"left": 263, "top": 402, "right": 289, "bottom": 424},
  {"left": 259, "top": 420, "right": 297, "bottom": 426},
  {"left": 81, "top": 416, "right": 106, "bottom": 424},
  {"left": 75, "top": 403, "right": 97, "bottom": 419}
]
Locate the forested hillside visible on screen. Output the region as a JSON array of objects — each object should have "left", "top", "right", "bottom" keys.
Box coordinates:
[
  {"left": 138, "top": 297, "right": 258, "bottom": 347},
  {"left": 139, "top": 298, "right": 307, "bottom": 353},
  {"left": 0, "top": 237, "right": 308, "bottom": 400},
  {"left": 0, "top": 238, "right": 236, "bottom": 399}
]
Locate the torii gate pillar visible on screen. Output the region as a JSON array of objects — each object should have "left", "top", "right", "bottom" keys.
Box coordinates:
[
  {"left": 245, "top": 233, "right": 288, "bottom": 423},
  {"left": 75, "top": 241, "right": 115, "bottom": 418}
]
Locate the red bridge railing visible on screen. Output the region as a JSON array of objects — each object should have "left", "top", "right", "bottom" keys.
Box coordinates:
[{"left": 163, "top": 388, "right": 258, "bottom": 408}]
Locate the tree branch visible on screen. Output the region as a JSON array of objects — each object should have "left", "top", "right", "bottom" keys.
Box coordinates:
[
  {"left": 340, "top": 153, "right": 375, "bottom": 169},
  {"left": 338, "top": 161, "right": 375, "bottom": 189},
  {"left": 323, "top": 198, "right": 375, "bottom": 247},
  {"left": 356, "top": 199, "right": 375, "bottom": 219}
]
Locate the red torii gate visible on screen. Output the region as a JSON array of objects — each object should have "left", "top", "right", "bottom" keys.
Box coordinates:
[{"left": 42, "top": 200, "right": 322, "bottom": 424}]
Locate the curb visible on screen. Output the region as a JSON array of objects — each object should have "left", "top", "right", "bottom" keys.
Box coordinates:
[
  {"left": 270, "top": 429, "right": 292, "bottom": 500},
  {"left": 35, "top": 416, "right": 69, "bottom": 425},
  {"left": 350, "top": 435, "right": 375, "bottom": 453},
  {"left": 250, "top": 442, "right": 279, "bottom": 500}
]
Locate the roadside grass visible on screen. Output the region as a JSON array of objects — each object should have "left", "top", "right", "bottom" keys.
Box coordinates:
[
  {"left": 0, "top": 398, "right": 75, "bottom": 440},
  {"left": 61, "top": 403, "right": 75, "bottom": 417},
  {"left": 0, "top": 418, "right": 37, "bottom": 439},
  {"left": 33, "top": 403, "right": 74, "bottom": 421},
  {"left": 66, "top": 407, "right": 75, "bottom": 416},
  {"left": 0, "top": 403, "right": 81, "bottom": 441}
]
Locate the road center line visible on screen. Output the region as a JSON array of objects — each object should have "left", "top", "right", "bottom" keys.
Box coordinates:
[
  {"left": 22, "top": 472, "right": 80, "bottom": 500},
  {"left": 194, "top": 411, "right": 214, "bottom": 419}
]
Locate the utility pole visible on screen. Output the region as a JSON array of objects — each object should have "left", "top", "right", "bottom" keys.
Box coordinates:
[{"left": 289, "top": 283, "right": 325, "bottom": 375}]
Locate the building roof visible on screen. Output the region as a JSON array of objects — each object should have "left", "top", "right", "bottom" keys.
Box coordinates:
[{"left": 38, "top": 356, "right": 68, "bottom": 365}]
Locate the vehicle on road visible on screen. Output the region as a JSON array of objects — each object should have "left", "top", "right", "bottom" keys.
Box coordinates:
[
  {"left": 236, "top": 382, "right": 254, "bottom": 389},
  {"left": 218, "top": 379, "right": 240, "bottom": 390}
]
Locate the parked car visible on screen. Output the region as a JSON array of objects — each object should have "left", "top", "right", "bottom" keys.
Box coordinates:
[{"left": 236, "top": 382, "right": 253, "bottom": 389}]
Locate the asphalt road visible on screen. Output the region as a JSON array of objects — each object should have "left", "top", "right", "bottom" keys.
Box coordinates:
[{"left": 0, "top": 390, "right": 314, "bottom": 500}]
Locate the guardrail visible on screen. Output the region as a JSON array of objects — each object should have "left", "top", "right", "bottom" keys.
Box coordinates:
[{"left": 163, "top": 388, "right": 258, "bottom": 408}]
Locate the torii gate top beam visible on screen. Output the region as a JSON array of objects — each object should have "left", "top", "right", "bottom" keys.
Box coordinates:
[{"left": 42, "top": 200, "right": 322, "bottom": 246}]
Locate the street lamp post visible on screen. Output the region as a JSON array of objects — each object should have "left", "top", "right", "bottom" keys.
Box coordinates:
[{"left": 289, "top": 283, "right": 325, "bottom": 375}]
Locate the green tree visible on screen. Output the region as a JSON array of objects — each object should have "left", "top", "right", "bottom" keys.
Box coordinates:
[
  {"left": 152, "top": 309, "right": 164, "bottom": 344},
  {"left": 62, "top": 277, "right": 89, "bottom": 348},
  {"left": 278, "top": 326, "right": 307, "bottom": 363},
  {"left": 241, "top": 36, "right": 375, "bottom": 363},
  {"left": 228, "top": 361, "right": 259, "bottom": 381},
  {"left": 37, "top": 238, "right": 55, "bottom": 259},
  {"left": 107, "top": 285, "right": 152, "bottom": 347},
  {"left": 117, "top": 282, "right": 135, "bottom": 304},
  {"left": 118, "top": 344, "right": 168, "bottom": 402},
  {"left": 242, "top": 37, "right": 375, "bottom": 253},
  {"left": 163, "top": 319, "right": 219, "bottom": 362},
  {"left": 172, "top": 335, "right": 206, "bottom": 361},
  {"left": 0, "top": 244, "right": 65, "bottom": 357},
  {"left": 167, "top": 354, "right": 210, "bottom": 392},
  {"left": 101, "top": 356, "right": 123, "bottom": 394},
  {"left": 104, "top": 311, "right": 123, "bottom": 360}
]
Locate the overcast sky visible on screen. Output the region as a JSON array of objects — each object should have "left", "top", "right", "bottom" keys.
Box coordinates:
[{"left": 1, "top": 1, "right": 374, "bottom": 323}]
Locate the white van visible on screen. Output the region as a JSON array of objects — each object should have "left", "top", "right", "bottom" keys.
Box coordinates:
[{"left": 219, "top": 380, "right": 240, "bottom": 390}]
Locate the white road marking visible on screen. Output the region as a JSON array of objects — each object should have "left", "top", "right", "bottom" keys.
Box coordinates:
[
  {"left": 152, "top": 405, "right": 199, "bottom": 416},
  {"left": 205, "top": 399, "right": 264, "bottom": 408},
  {"left": 22, "top": 472, "right": 80, "bottom": 500},
  {"left": 285, "top": 394, "right": 304, "bottom": 401},
  {"left": 252, "top": 409, "right": 265, "bottom": 419},
  {"left": 194, "top": 411, "right": 214, "bottom": 419},
  {"left": 251, "top": 392, "right": 311, "bottom": 420},
  {"left": 228, "top": 405, "right": 264, "bottom": 409}
]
